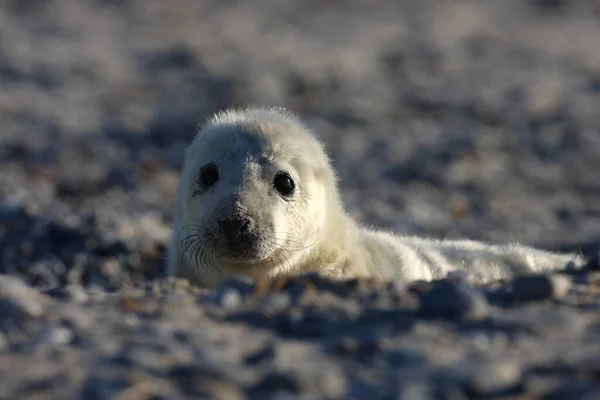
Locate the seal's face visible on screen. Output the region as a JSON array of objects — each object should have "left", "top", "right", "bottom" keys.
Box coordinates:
[{"left": 177, "top": 110, "right": 332, "bottom": 280}]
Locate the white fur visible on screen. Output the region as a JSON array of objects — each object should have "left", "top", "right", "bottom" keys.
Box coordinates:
[{"left": 168, "top": 107, "right": 584, "bottom": 288}]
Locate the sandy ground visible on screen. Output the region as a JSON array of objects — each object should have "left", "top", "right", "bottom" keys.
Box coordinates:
[{"left": 1, "top": 0, "right": 600, "bottom": 398}]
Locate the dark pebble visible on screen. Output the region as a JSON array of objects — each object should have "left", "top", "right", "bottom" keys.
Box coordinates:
[
  {"left": 583, "top": 252, "right": 600, "bottom": 271},
  {"left": 408, "top": 280, "right": 434, "bottom": 296},
  {"left": 217, "top": 276, "right": 256, "bottom": 296},
  {"left": 44, "top": 284, "right": 88, "bottom": 303},
  {"left": 248, "top": 371, "right": 300, "bottom": 397},
  {"left": 169, "top": 364, "right": 244, "bottom": 400},
  {"left": 244, "top": 344, "right": 275, "bottom": 366},
  {"left": 546, "top": 380, "right": 600, "bottom": 400},
  {"left": 462, "top": 360, "right": 523, "bottom": 397},
  {"left": 55, "top": 165, "right": 108, "bottom": 198},
  {"left": 0, "top": 275, "right": 47, "bottom": 326},
  {"left": 511, "top": 274, "right": 572, "bottom": 302},
  {"left": 418, "top": 281, "right": 489, "bottom": 321}
]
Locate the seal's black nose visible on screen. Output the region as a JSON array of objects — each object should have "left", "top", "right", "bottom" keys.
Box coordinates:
[{"left": 219, "top": 217, "right": 254, "bottom": 241}]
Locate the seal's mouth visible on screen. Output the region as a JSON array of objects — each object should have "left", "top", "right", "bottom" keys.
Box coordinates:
[
  {"left": 218, "top": 241, "right": 280, "bottom": 266},
  {"left": 220, "top": 254, "right": 271, "bottom": 265},
  {"left": 219, "top": 234, "right": 263, "bottom": 259}
]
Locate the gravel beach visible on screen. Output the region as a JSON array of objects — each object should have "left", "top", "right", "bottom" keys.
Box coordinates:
[{"left": 1, "top": 1, "right": 600, "bottom": 398}]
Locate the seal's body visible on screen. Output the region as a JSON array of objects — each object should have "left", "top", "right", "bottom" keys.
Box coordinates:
[{"left": 168, "top": 107, "right": 583, "bottom": 288}]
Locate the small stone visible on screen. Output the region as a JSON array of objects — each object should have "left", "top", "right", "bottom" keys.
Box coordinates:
[
  {"left": 583, "top": 252, "right": 600, "bottom": 271},
  {"left": 397, "top": 382, "right": 433, "bottom": 400},
  {"left": 66, "top": 285, "right": 89, "bottom": 304},
  {"left": 37, "top": 325, "right": 73, "bottom": 346},
  {"left": 220, "top": 288, "right": 242, "bottom": 308},
  {"left": 0, "top": 332, "right": 7, "bottom": 351},
  {"left": 547, "top": 380, "right": 600, "bottom": 400},
  {"left": 464, "top": 359, "right": 522, "bottom": 396},
  {"left": 56, "top": 165, "right": 108, "bottom": 197},
  {"left": 0, "top": 275, "right": 47, "bottom": 323},
  {"left": 385, "top": 280, "right": 407, "bottom": 294},
  {"left": 245, "top": 345, "right": 275, "bottom": 366},
  {"left": 169, "top": 365, "right": 244, "bottom": 400},
  {"left": 86, "top": 284, "right": 107, "bottom": 301},
  {"left": 418, "top": 282, "right": 488, "bottom": 320},
  {"left": 45, "top": 284, "right": 88, "bottom": 304},
  {"left": 204, "top": 276, "right": 258, "bottom": 307},
  {"left": 511, "top": 274, "right": 572, "bottom": 301},
  {"left": 408, "top": 280, "right": 433, "bottom": 296},
  {"left": 261, "top": 292, "right": 291, "bottom": 312},
  {"left": 564, "top": 261, "right": 580, "bottom": 273},
  {"left": 249, "top": 372, "right": 300, "bottom": 396},
  {"left": 169, "top": 277, "right": 190, "bottom": 290},
  {"left": 219, "top": 276, "right": 256, "bottom": 296}
]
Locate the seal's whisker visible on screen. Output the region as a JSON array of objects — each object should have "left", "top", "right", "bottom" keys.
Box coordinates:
[{"left": 261, "top": 235, "right": 318, "bottom": 253}]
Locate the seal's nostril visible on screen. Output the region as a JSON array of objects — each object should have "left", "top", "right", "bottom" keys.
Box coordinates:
[
  {"left": 239, "top": 219, "right": 250, "bottom": 233},
  {"left": 219, "top": 217, "right": 253, "bottom": 238}
]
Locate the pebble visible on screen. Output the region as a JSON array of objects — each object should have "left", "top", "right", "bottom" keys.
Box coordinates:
[
  {"left": 244, "top": 344, "right": 276, "bottom": 366},
  {"left": 511, "top": 274, "right": 572, "bottom": 301},
  {"left": 261, "top": 292, "right": 292, "bottom": 312},
  {"left": 463, "top": 359, "right": 522, "bottom": 396},
  {"left": 249, "top": 371, "right": 300, "bottom": 397},
  {"left": 45, "top": 284, "right": 89, "bottom": 304},
  {"left": 219, "top": 288, "right": 242, "bottom": 309},
  {"left": 204, "top": 276, "right": 259, "bottom": 308},
  {"left": 168, "top": 365, "right": 245, "bottom": 400},
  {"left": 0, "top": 275, "right": 47, "bottom": 323},
  {"left": 218, "top": 276, "right": 256, "bottom": 297},
  {"left": 583, "top": 252, "right": 600, "bottom": 271},
  {"left": 36, "top": 325, "right": 74, "bottom": 347},
  {"left": 418, "top": 281, "right": 489, "bottom": 320}
]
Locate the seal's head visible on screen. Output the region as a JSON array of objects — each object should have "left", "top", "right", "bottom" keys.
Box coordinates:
[{"left": 174, "top": 107, "right": 342, "bottom": 285}]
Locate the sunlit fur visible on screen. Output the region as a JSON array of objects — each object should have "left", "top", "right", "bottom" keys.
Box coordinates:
[{"left": 168, "top": 107, "right": 585, "bottom": 288}]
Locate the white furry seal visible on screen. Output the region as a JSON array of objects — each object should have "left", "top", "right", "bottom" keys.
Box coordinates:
[{"left": 167, "top": 107, "right": 584, "bottom": 288}]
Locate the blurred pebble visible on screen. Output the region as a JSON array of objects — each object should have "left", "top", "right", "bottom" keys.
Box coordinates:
[
  {"left": 249, "top": 371, "right": 301, "bottom": 397},
  {"left": 204, "top": 276, "right": 258, "bottom": 307},
  {"left": 583, "top": 252, "right": 600, "bottom": 271},
  {"left": 55, "top": 165, "right": 108, "bottom": 197},
  {"left": 86, "top": 284, "right": 107, "bottom": 301},
  {"left": 511, "top": 274, "right": 572, "bottom": 301},
  {"left": 219, "top": 276, "right": 256, "bottom": 296},
  {"left": 546, "top": 381, "right": 600, "bottom": 400},
  {"left": 219, "top": 288, "right": 242, "bottom": 309},
  {"left": 419, "top": 282, "right": 489, "bottom": 320},
  {"left": 464, "top": 359, "right": 522, "bottom": 396},
  {"left": 408, "top": 280, "right": 434, "bottom": 296},
  {"left": 0, "top": 275, "right": 47, "bottom": 322},
  {"left": 261, "top": 292, "right": 292, "bottom": 312},
  {"left": 168, "top": 365, "right": 245, "bottom": 400},
  {"left": 245, "top": 344, "right": 275, "bottom": 366},
  {"left": 397, "top": 382, "right": 433, "bottom": 400},
  {"left": 37, "top": 325, "right": 74, "bottom": 347},
  {"left": 45, "top": 284, "right": 88, "bottom": 304}
]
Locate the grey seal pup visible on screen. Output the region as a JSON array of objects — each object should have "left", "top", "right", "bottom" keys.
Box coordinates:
[{"left": 167, "top": 107, "right": 584, "bottom": 288}]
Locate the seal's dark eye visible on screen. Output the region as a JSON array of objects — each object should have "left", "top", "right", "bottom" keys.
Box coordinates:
[
  {"left": 199, "top": 163, "right": 219, "bottom": 188},
  {"left": 273, "top": 172, "right": 295, "bottom": 197}
]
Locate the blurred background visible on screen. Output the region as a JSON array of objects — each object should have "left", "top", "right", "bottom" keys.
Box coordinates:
[{"left": 1, "top": 0, "right": 599, "bottom": 286}]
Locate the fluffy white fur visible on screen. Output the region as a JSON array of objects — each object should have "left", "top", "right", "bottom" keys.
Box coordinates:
[{"left": 168, "top": 107, "right": 584, "bottom": 288}]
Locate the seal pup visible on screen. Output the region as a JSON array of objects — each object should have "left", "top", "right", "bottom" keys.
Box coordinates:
[{"left": 167, "top": 107, "right": 584, "bottom": 288}]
